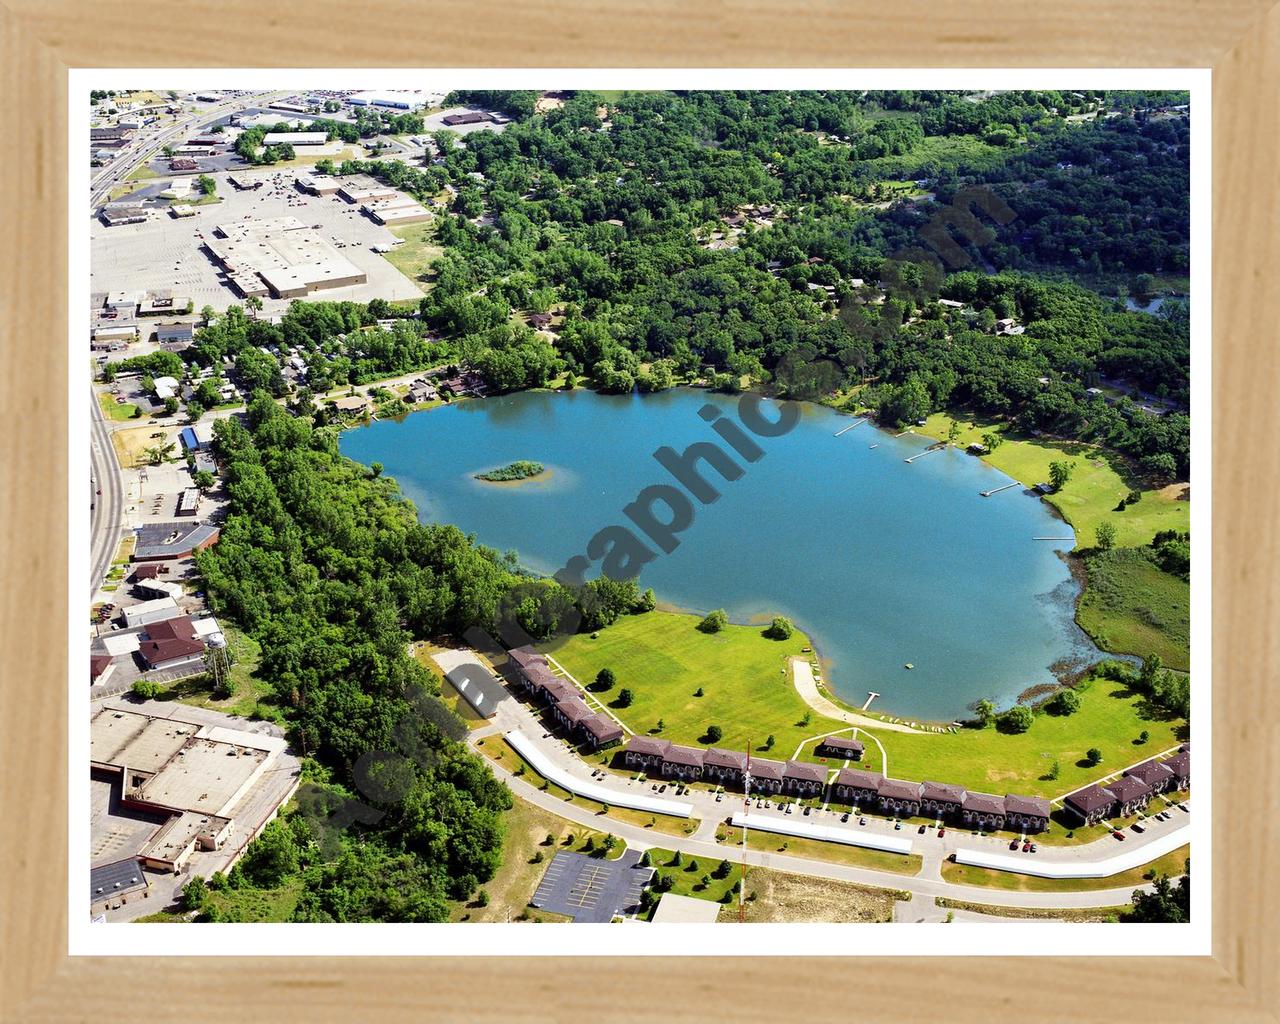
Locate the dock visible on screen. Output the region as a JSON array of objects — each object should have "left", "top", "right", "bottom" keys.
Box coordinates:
[
  {"left": 833, "top": 418, "right": 866, "bottom": 437},
  {"left": 980, "top": 482, "right": 1020, "bottom": 497},
  {"left": 862, "top": 691, "right": 880, "bottom": 710},
  {"left": 1034, "top": 536, "right": 1075, "bottom": 541},
  {"left": 893, "top": 428, "right": 914, "bottom": 438},
  {"left": 904, "top": 444, "right": 946, "bottom": 464}
]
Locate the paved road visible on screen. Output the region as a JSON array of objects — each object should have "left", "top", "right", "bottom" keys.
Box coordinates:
[
  {"left": 475, "top": 733, "right": 1153, "bottom": 911},
  {"left": 89, "top": 389, "right": 124, "bottom": 596},
  {"left": 90, "top": 91, "right": 289, "bottom": 210}
]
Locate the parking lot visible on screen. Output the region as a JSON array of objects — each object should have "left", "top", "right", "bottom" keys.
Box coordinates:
[
  {"left": 530, "top": 849, "right": 653, "bottom": 923},
  {"left": 91, "top": 169, "right": 424, "bottom": 314}
]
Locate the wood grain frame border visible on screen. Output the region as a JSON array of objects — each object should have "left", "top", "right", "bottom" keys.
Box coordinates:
[{"left": 2, "top": 4, "right": 1276, "bottom": 1020}]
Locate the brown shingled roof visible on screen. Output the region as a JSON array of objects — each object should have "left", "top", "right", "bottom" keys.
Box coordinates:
[
  {"left": 835, "top": 767, "right": 881, "bottom": 790},
  {"left": 663, "top": 745, "right": 706, "bottom": 769},
  {"left": 961, "top": 792, "right": 1006, "bottom": 815},
  {"left": 626, "top": 736, "right": 671, "bottom": 758},
  {"left": 784, "top": 760, "right": 827, "bottom": 784},
  {"left": 1003, "top": 793, "right": 1051, "bottom": 818},
  {"left": 748, "top": 757, "right": 786, "bottom": 781},
  {"left": 1064, "top": 783, "right": 1116, "bottom": 814},
  {"left": 581, "top": 714, "right": 623, "bottom": 744},
  {"left": 703, "top": 748, "right": 747, "bottom": 771},
  {"left": 921, "top": 781, "right": 967, "bottom": 803},
  {"left": 877, "top": 778, "right": 923, "bottom": 802}
]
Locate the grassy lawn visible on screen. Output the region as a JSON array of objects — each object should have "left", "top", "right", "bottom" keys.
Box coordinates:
[
  {"left": 451, "top": 793, "right": 627, "bottom": 923},
  {"left": 544, "top": 610, "right": 846, "bottom": 756},
  {"left": 941, "top": 844, "right": 1188, "bottom": 893},
  {"left": 379, "top": 222, "right": 443, "bottom": 292},
  {"left": 1077, "top": 548, "right": 1190, "bottom": 670},
  {"left": 910, "top": 412, "right": 1189, "bottom": 549},
  {"left": 98, "top": 391, "right": 141, "bottom": 421},
  {"left": 127, "top": 163, "right": 160, "bottom": 182},
  {"left": 739, "top": 830, "right": 923, "bottom": 876},
  {"left": 863, "top": 673, "right": 1185, "bottom": 798}
]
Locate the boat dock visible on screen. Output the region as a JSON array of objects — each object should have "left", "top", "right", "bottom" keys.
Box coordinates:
[
  {"left": 1034, "top": 536, "right": 1075, "bottom": 541},
  {"left": 980, "top": 482, "right": 1020, "bottom": 497},
  {"left": 834, "top": 418, "right": 866, "bottom": 437},
  {"left": 862, "top": 691, "right": 880, "bottom": 710},
  {"left": 904, "top": 445, "right": 946, "bottom": 464}
]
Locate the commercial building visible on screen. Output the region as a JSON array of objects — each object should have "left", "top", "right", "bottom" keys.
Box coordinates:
[
  {"left": 262, "top": 131, "right": 328, "bottom": 147},
  {"left": 348, "top": 90, "right": 428, "bottom": 110},
  {"left": 176, "top": 487, "right": 201, "bottom": 517},
  {"left": 368, "top": 202, "right": 431, "bottom": 226},
  {"left": 133, "top": 521, "right": 220, "bottom": 561},
  {"left": 441, "top": 111, "right": 494, "bottom": 126},
  {"left": 90, "top": 704, "right": 295, "bottom": 875},
  {"left": 179, "top": 422, "right": 214, "bottom": 451},
  {"left": 295, "top": 172, "right": 341, "bottom": 196},
  {"left": 122, "top": 597, "right": 184, "bottom": 629},
  {"left": 203, "top": 216, "right": 367, "bottom": 299},
  {"left": 138, "top": 616, "right": 206, "bottom": 671},
  {"left": 100, "top": 204, "right": 148, "bottom": 227}
]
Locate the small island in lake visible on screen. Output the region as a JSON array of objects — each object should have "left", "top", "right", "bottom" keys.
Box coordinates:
[{"left": 475, "top": 460, "right": 546, "bottom": 483}]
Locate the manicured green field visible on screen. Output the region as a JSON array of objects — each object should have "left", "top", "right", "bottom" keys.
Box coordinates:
[
  {"left": 862, "top": 675, "right": 1184, "bottom": 797},
  {"left": 912, "top": 412, "right": 1189, "bottom": 549},
  {"left": 544, "top": 610, "right": 846, "bottom": 755},
  {"left": 548, "top": 611, "right": 1185, "bottom": 800},
  {"left": 1077, "top": 549, "right": 1190, "bottom": 670}
]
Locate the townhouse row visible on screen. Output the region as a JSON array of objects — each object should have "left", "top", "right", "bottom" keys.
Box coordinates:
[{"left": 1062, "top": 747, "right": 1191, "bottom": 826}]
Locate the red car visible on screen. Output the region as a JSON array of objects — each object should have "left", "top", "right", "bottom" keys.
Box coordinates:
[
  {"left": 1022, "top": 841, "right": 1031, "bottom": 852},
  {"left": 1113, "top": 830, "right": 1126, "bottom": 840},
  {"left": 936, "top": 828, "right": 945, "bottom": 837}
]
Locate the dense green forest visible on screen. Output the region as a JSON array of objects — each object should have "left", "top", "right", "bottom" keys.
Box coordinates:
[{"left": 161, "top": 90, "right": 1192, "bottom": 918}]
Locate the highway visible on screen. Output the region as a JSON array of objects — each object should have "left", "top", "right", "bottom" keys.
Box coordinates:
[
  {"left": 89, "top": 390, "right": 124, "bottom": 595},
  {"left": 86, "top": 90, "right": 287, "bottom": 597},
  {"left": 90, "top": 90, "right": 288, "bottom": 210}
]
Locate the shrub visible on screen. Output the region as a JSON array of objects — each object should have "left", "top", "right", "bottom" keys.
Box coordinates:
[
  {"left": 698, "top": 609, "right": 728, "bottom": 633},
  {"left": 764, "top": 616, "right": 793, "bottom": 640},
  {"left": 998, "top": 704, "right": 1035, "bottom": 734}
]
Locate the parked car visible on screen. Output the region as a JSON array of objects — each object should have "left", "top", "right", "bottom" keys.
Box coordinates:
[
  {"left": 841, "top": 813, "right": 849, "bottom": 822},
  {"left": 1010, "top": 840, "right": 1020, "bottom": 850},
  {"left": 894, "top": 821, "right": 902, "bottom": 831},
  {"left": 1113, "top": 831, "right": 1126, "bottom": 840},
  {"left": 1022, "top": 842, "right": 1031, "bottom": 852},
  {"left": 1029, "top": 844, "right": 1037, "bottom": 853},
  {"left": 937, "top": 828, "right": 945, "bottom": 837},
  {"left": 918, "top": 824, "right": 926, "bottom": 834},
  {"left": 803, "top": 805, "right": 811, "bottom": 816},
  {"left": 859, "top": 817, "right": 867, "bottom": 826}
]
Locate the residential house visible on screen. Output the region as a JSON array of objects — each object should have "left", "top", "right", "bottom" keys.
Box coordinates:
[
  {"left": 783, "top": 760, "right": 827, "bottom": 798},
  {"left": 876, "top": 778, "right": 923, "bottom": 818},
  {"left": 624, "top": 736, "right": 671, "bottom": 771},
  {"left": 701, "top": 748, "right": 747, "bottom": 787},
  {"left": 816, "top": 735, "right": 864, "bottom": 761},
  {"left": 659, "top": 745, "right": 705, "bottom": 781},
  {"left": 1063, "top": 783, "right": 1118, "bottom": 826},
  {"left": 579, "top": 713, "right": 623, "bottom": 751},
  {"left": 745, "top": 757, "right": 785, "bottom": 795},
  {"left": 551, "top": 696, "right": 593, "bottom": 735},
  {"left": 1124, "top": 759, "right": 1176, "bottom": 794},
  {"left": 1003, "top": 794, "right": 1051, "bottom": 834},
  {"left": 831, "top": 767, "right": 880, "bottom": 807},
  {"left": 1107, "top": 775, "right": 1153, "bottom": 817},
  {"left": 919, "top": 781, "right": 967, "bottom": 820},
  {"left": 1162, "top": 750, "right": 1191, "bottom": 791},
  {"left": 961, "top": 792, "right": 1007, "bottom": 831}
]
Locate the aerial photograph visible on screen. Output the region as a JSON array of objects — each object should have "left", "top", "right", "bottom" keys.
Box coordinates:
[{"left": 86, "top": 85, "right": 1192, "bottom": 928}]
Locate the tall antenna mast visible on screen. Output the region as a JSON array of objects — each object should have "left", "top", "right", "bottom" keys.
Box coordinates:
[{"left": 739, "top": 744, "right": 751, "bottom": 923}]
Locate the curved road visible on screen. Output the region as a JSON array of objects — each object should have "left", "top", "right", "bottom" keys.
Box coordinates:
[{"left": 475, "top": 730, "right": 1154, "bottom": 911}]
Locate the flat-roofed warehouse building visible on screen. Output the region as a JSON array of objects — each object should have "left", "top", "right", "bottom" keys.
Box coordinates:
[
  {"left": 204, "top": 216, "right": 368, "bottom": 299},
  {"left": 91, "top": 704, "right": 295, "bottom": 875},
  {"left": 369, "top": 202, "right": 432, "bottom": 226},
  {"left": 262, "top": 131, "right": 328, "bottom": 147}
]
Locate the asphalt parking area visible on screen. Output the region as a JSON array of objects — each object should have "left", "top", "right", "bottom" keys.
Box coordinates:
[{"left": 530, "top": 849, "right": 653, "bottom": 923}]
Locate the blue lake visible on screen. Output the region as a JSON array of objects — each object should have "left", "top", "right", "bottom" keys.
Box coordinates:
[{"left": 341, "top": 388, "right": 1104, "bottom": 720}]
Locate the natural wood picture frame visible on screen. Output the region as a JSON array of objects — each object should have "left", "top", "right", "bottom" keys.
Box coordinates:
[{"left": 1, "top": 2, "right": 1276, "bottom": 1020}]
